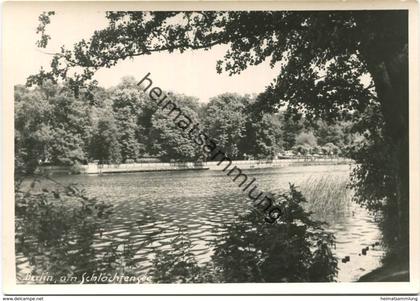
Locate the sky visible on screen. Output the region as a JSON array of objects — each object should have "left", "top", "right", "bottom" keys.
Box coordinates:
[{"left": 12, "top": 9, "right": 282, "bottom": 103}]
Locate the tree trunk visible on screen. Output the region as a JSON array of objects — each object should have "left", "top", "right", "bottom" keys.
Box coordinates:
[{"left": 364, "top": 43, "right": 409, "bottom": 259}]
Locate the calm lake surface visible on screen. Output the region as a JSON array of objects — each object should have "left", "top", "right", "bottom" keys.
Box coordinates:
[{"left": 24, "top": 164, "right": 385, "bottom": 282}]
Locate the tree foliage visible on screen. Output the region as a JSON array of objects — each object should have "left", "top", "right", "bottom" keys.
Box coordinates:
[
  {"left": 203, "top": 93, "right": 248, "bottom": 159},
  {"left": 150, "top": 94, "right": 203, "bottom": 161}
]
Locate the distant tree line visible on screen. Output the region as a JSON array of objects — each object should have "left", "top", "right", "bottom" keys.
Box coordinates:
[{"left": 15, "top": 76, "right": 360, "bottom": 173}]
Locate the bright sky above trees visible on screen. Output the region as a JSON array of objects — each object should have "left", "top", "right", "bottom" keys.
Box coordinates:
[{"left": 12, "top": 9, "right": 281, "bottom": 103}]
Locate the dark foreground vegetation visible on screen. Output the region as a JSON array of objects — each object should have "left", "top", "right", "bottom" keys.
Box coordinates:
[{"left": 16, "top": 178, "right": 338, "bottom": 283}]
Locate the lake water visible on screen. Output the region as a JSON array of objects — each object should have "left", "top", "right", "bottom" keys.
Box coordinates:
[{"left": 17, "top": 164, "right": 385, "bottom": 282}]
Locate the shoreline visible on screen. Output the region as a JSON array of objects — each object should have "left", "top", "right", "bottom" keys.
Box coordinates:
[
  {"left": 37, "top": 158, "right": 353, "bottom": 175},
  {"left": 358, "top": 260, "right": 409, "bottom": 282}
]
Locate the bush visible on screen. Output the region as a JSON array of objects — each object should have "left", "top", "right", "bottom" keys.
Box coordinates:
[
  {"left": 210, "top": 185, "right": 338, "bottom": 282},
  {"left": 149, "top": 185, "right": 338, "bottom": 283},
  {"left": 150, "top": 228, "right": 211, "bottom": 283},
  {"left": 15, "top": 177, "right": 114, "bottom": 283},
  {"left": 69, "top": 162, "right": 83, "bottom": 174}
]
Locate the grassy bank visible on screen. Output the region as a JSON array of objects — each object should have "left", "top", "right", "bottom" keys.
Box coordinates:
[{"left": 358, "top": 260, "right": 409, "bottom": 282}]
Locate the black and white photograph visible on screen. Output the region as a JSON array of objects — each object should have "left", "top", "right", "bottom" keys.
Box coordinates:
[{"left": 2, "top": 1, "right": 419, "bottom": 297}]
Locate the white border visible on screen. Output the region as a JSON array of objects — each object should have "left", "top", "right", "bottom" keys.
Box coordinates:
[{"left": 2, "top": 0, "right": 419, "bottom": 295}]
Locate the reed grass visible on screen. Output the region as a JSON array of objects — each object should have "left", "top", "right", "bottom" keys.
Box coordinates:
[{"left": 299, "top": 174, "right": 353, "bottom": 220}]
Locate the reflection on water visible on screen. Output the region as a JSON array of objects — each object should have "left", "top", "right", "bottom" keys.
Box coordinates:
[
  {"left": 329, "top": 201, "right": 384, "bottom": 282},
  {"left": 19, "top": 164, "right": 384, "bottom": 282}
]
